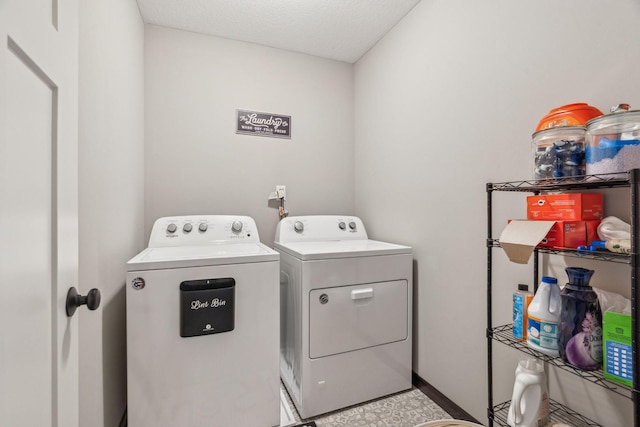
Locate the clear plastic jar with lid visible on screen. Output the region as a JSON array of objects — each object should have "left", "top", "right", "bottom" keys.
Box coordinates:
[
  {"left": 586, "top": 108, "right": 640, "bottom": 177},
  {"left": 532, "top": 126, "right": 586, "bottom": 181}
]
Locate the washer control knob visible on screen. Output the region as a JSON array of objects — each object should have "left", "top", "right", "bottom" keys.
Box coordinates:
[
  {"left": 338, "top": 222, "right": 346, "bottom": 230},
  {"left": 349, "top": 221, "right": 357, "bottom": 230},
  {"left": 183, "top": 223, "right": 193, "bottom": 233},
  {"left": 198, "top": 222, "right": 208, "bottom": 232},
  {"left": 167, "top": 223, "right": 177, "bottom": 234},
  {"left": 294, "top": 221, "right": 304, "bottom": 233},
  {"left": 231, "top": 220, "right": 243, "bottom": 233}
]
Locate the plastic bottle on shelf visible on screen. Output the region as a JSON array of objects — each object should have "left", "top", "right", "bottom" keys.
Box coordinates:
[
  {"left": 527, "top": 276, "right": 561, "bottom": 357},
  {"left": 513, "top": 284, "right": 534, "bottom": 341},
  {"left": 577, "top": 239, "right": 631, "bottom": 254},
  {"left": 507, "top": 358, "right": 550, "bottom": 427},
  {"left": 593, "top": 239, "right": 630, "bottom": 254},
  {"left": 558, "top": 267, "right": 603, "bottom": 371}
]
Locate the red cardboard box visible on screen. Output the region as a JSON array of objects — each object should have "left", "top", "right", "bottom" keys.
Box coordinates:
[
  {"left": 537, "top": 220, "right": 600, "bottom": 249},
  {"left": 527, "top": 193, "right": 603, "bottom": 221}
]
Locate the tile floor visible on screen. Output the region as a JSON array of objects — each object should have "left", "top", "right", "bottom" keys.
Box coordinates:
[{"left": 281, "top": 385, "right": 453, "bottom": 427}]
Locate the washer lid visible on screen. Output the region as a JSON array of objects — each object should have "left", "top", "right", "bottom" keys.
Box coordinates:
[
  {"left": 127, "top": 242, "right": 279, "bottom": 271},
  {"left": 273, "top": 239, "right": 411, "bottom": 260}
]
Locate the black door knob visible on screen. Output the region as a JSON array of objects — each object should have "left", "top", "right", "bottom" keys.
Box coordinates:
[{"left": 66, "top": 287, "right": 101, "bottom": 317}]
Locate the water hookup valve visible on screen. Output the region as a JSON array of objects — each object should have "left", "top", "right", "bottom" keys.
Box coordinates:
[{"left": 268, "top": 185, "right": 288, "bottom": 220}]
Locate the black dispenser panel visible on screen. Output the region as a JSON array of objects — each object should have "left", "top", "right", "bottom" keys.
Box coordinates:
[{"left": 179, "top": 278, "right": 235, "bottom": 338}]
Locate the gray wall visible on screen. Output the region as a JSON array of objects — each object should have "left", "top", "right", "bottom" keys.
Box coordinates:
[
  {"left": 76, "top": 1, "right": 640, "bottom": 426},
  {"left": 78, "top": 0, "right": 144, "bottom": 426},
  {"left": 144, "top": 25, "right": 355, "bottom": 247},
  {"left": 354, "top": 0, "right": 640, "bottom": 425}
]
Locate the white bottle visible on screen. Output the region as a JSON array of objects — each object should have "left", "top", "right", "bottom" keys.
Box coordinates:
[
  {"left": 507, "top": 358, "right": 550, "bottom": 427},
  {"left": 593, "top": 239, "right": 631, "bottom": 254},
  {"left": 527, "top": 276, "right": 561, "bottom": 357},
  {"left": 513, "top": 284, "right": 533, "bottom": 341}
]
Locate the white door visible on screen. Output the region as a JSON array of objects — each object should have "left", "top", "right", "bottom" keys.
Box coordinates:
[{"left": 0, "top": 0, "right": 79, "bottom": 426}]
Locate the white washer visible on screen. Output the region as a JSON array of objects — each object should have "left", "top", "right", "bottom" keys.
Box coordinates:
[
  {"left": 126, "top": 215, "right": 280, "bottom": 427},
  {"left": 274, "top": 215, "right": 413, "bottom": 419}
]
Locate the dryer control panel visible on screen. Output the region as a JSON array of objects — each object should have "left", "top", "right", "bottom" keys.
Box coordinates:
[
  {"left": 148, "top": 215, "right": 260, "bottom": 247},
  {"left": 275, "top": 215, "right": 368, "bottom": 243}
]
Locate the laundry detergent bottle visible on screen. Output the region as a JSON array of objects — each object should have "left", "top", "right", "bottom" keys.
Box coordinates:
[
  {"left": 558, "top": 267, "right": 603, "bottom": 370},
  {"left": 527, "top": 276, "right": 561, "bottom": 357},
  {"left": 507, "top": 358, "right": 549, "bottom": 427}
]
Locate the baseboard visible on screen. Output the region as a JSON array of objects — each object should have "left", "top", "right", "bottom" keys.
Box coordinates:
[{"left": 412, "top": 372, "right": 480, "bottom": 424}]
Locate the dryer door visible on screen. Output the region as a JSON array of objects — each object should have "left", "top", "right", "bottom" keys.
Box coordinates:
[{"left": 309, "top": 280, "right": 408, "bottom": 358}]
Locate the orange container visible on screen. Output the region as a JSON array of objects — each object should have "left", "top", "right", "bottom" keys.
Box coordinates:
[
  {"left": 526, "top": 193, "right": 603, "bottom": 221},
  {"left": 535, "top": 103, "right": 603, "bottom": 131},
  {"left": 537, "top": 220, "right": 600, "bottom": 249}
]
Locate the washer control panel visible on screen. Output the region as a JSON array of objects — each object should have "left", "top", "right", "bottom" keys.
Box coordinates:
[
  {"left": 148, "top": 215, "right": 260, "bottom": 247},
  {"left": 275, "top": 215, "right": 367, "bottom": 243}
]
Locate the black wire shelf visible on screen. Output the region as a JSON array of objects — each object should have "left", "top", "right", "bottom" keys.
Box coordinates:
[
  {"left": 489, "top": 324, "right": 633, "bottom": 399},
  {"left": 491, "top": 399, "right": 602, "bottom": 427},
  {"left": 488, "top": 172, "right": 630, "bottom": 193},
  {"left": 487, "top": 239, "right": 631, "bottom": 264},
  {"left": 487, "top": 169, "right": 640, "bottom": 426}
]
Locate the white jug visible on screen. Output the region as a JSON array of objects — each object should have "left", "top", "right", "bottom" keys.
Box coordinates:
[
  {"left": 507, "top": 359, "right": 549, "bottom": 427},
  {"left": 527, "top": 276, "right": 561, "bottom": 357}
]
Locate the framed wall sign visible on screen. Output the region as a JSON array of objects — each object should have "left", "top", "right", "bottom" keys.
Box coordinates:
[{"left": 236, "top": 109, "right": 291, "bottom": 139}]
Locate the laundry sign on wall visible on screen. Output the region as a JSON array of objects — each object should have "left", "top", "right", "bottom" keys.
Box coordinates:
[{"left": 236, "top": 109, "right": 291, "bottom": 139}]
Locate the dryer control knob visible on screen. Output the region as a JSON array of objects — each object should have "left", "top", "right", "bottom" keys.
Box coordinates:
[
  {"left": 199, "top": 223, "right": 208, "bottom": 232},
  {"left": 183, "top": 223, "right": 193, "bottom": 233},
  {"left": 349, "top": 221, "right": 357, "bottom": 230},
  {"left": 167, "top": 223, "right": 177, "bottom": 234},
  {"left": 338, "top": 222, "right": 346, "bottom": 230},
  {"left": 294, "top": 221, "right": 304, "bottom": 233},
  {"left": 231, "top": 220, "right": 243, "bottom": 233}
]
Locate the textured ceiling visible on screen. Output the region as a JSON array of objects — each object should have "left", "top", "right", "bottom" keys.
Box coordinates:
[{"left": 136, "top": 0, "right": 422, "bottom": 63}]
